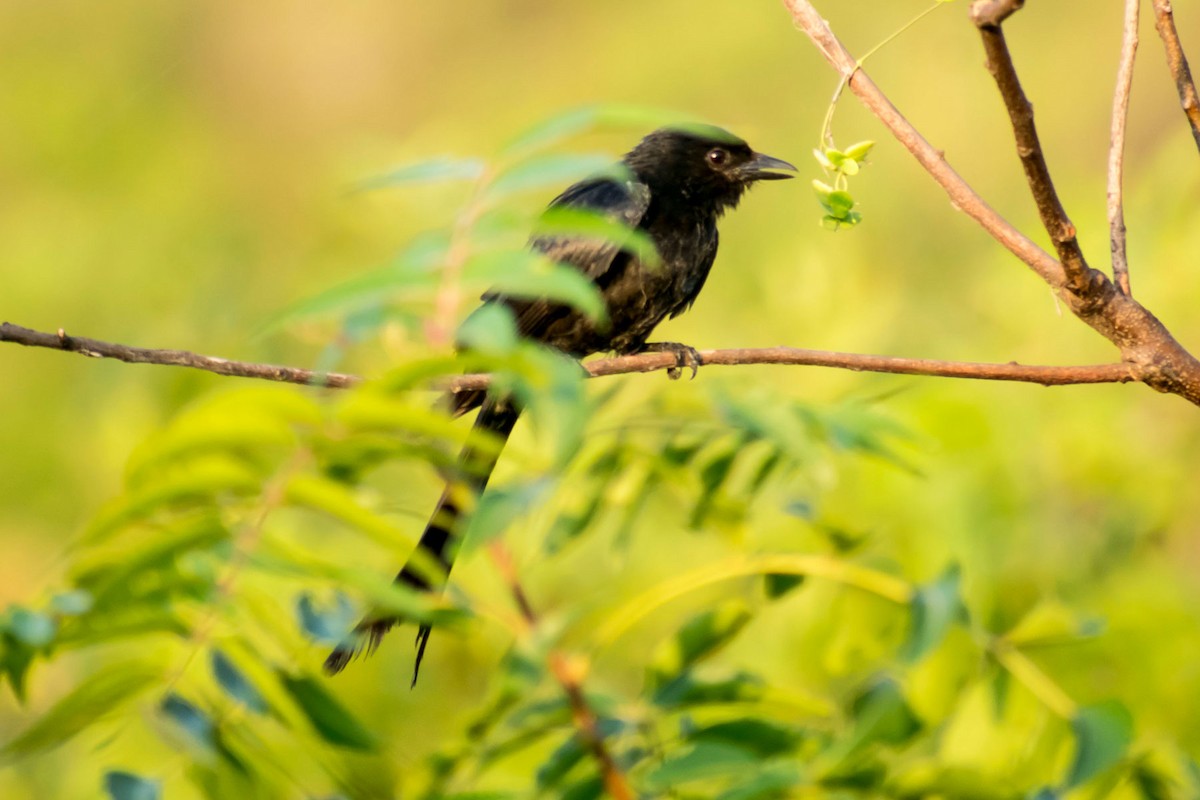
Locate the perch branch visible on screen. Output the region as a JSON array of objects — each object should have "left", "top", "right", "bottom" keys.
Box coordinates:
[
  {"left": 1151, "top": 0, "right": 1200, "bottom": 152},
  {"left": 1108, "top": 0, "right": 1140, "bottom": 296},
  {"left": 971, "top": 3, "right": 1094, "bottom": 294},
  {"left": 2, "top": 321, "right": 1137, "bottom": 392},
  {"left": 487, "top": 542, "right": 632, "bottom": 800}
]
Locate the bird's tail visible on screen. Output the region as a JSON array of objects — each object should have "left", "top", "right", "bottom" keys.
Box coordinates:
[{"left": 323, "top": 395, "right": 521, "bottom": 683}]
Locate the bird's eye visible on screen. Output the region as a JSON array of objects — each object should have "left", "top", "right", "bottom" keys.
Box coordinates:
[{"left": 706, "top": 148, "right": 729, "bottom": 166}]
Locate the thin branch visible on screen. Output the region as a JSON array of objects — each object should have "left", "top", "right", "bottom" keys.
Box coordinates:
[
  {"left": 1151, "top": 0, "right": 1200, "bottom": 152},
  {"left": 0, "top": 321, "right": 360, "bottom": 389},
  {"left": 1109, "top": 0, "right": 1140, "bottom": 297},
  {"left": 486, "top": 542, "right": 633, "bottom": 800},
  {"left": 970, "top": 3, "right": 1095, "bottom": 294},
  {"left": 781, "top": 2, "right": 1065, "bottom": 288},
  {"left": 2, "top": 321, "right": 1137, "bottom": 391},
  {"left": 781, "top": 0, "right": 1200, "bottom": 406}
]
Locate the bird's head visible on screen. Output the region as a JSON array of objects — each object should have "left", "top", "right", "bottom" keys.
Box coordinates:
[{"left": 623, "top": 124, "right": 796, "bottom": 211}]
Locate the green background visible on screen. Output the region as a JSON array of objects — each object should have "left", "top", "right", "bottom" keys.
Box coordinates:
[{"left": 2, "top": 1, "right": 1198, "bottom": 797}]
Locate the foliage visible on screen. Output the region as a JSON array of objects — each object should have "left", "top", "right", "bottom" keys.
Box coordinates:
[{"left": 1, "top": 103, "right": 1196, "bottom": 798}]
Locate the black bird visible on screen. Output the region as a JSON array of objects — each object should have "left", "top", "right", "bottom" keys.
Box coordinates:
[{"left": 324, "top": 125, "right": 795, "bottom": 681}]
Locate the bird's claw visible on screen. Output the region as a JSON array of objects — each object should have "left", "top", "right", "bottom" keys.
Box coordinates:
[{"left": 643, "top": 342, "right": 703, "bottom": 380}]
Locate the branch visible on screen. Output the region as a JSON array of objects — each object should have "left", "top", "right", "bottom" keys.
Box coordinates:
[
  {"left": 781, "top": 1, "right": 1200, "bottom": 407},
  {"left": 1108, "top": 0, "right": 1140, "bottom": 297},
  {"left": 0, "top": 321, "right": 360, "bottom": 389},
  {"left": 2, "top": 321, "right": 1137, "bottom": 392},
  {"left": 486, "top": 542, "right": 633, "bottom": 800},
  {"left": 1151, "top": 0, "right": 1200, "bottom": 153},
  {"left": 970, "top": 2, "right": 1094, "bottom": 294}
]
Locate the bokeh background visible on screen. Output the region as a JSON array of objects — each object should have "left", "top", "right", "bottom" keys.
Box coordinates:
[{"left": 2, "top": 1, "right": 1199, "bottom": 797}]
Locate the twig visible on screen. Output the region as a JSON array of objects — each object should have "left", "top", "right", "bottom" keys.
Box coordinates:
[
  {"left": 1151, "top": 0, "right": 1200, "bottom": 152},
  {"left": 2, "top": 321, "right": 1137, "bottom": 391},
  {"left": 970, "top": 3, "right": 1094, "bottom": 294},
  {"left": 781, "top": 0, "right": 1200, "bottom": 406},
  {"left": 0, "top": 322, "right": 359, "bottom": 388},
  {"left": 486, "top": 542, "right": 633, "bottom": 800},
  {"left": 1109, "top": 0, "right": 1140, "bottom": 297}
]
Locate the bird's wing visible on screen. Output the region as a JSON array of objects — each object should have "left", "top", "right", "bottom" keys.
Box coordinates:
[
  {"left": 531, "top": 178, "right": 652, "bottom": 280},
  {"left": 483, "top": 178, "right": 651, "bottom": 342}
]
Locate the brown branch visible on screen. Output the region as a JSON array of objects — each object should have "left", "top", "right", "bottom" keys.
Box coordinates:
[
  {"left": 2, "top": 320, "right": 1138, "bottom": 391},
  {"left": 0, "top": 321, "right": 360, "bottom": 389},
  {"left": 1151, "top": 0, "right": 1200, "bottom": 152},
  {"left": 1109, "top": 0, "right": 1140, "bottom": 297},
  {"left": 970, "top": 0, "right": 1025, "bottom": 28},
  {"left": 486, "top": 542, "right": 633, "bottom": 800},
  {"left": 781, "top": 1, "right": 1200, "bottom": 407},
  {"left": 971, "top": 3, "right": 1094, "bottom": 294}
]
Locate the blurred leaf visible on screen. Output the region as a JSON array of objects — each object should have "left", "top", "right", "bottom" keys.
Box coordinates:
[
  {"left": 3, "top": 661, "right": 160, "bottom": 756},
  {"left": 716, "top": 762, "right": 804, "bottom": 800},
  {"left": 649, "top": 601, "right": 753, "bottom": 687},
  {"left": 652, "top": 671, "right": 766, "bottom": 709},
  {"left": 533, "top": 205, "right": 661, "bottom": 269},
  {"left": 160, "top": 693, "right": 216, "bottom": 751},
  {"left": 210, "top": 650, "right": 269, "bottom": 715},
  {"left": 103, "top": 771, "right": 161, "bottom": 800},
  {"left": 456, "top": 302, "right": 520, "bottom": 356},
  {"left": 462, "top": 479, "right": 553, "bottom": 552},
  {"left": 276, "top": 671, "right": 378, "bottom": 751},
  {"left": 536, "top": 734, "right": 586, "bottom": 791},
  {"left": 295, "top": 592, "right": 357, "bottom": 645},
  {"left": 1066, "top": 701, "right": 1133, "bottom": 788},
  {"left": 0, "top": 635, "right": 36, "bottom": 702},
  {"left": 643, "top": 742, "right": 757, "bottom": 791},
  {"left": 764, "top": 573, "right": 805, "bottom": 600},
  {"left": 500, "top": 104, "right": 685, "bottom": 158},
  {"left": 900, "top": 564, "right": 963, "bottom": 663},
  {"left": 849, "top": 680, "right": 921, "bottom": 750},
  {"left": 466, "top": 249, "right": 606, "bottom": 322},
  {"left": 486, "top": 153, "right": 617, "bottom": 201},
  {"left": 1007, "top": 601, "right": 1105, "bottom": 648},
  {"left": 50, "top": 590, "right": 94, "bottom": 616},
  {"left": 284, "top": 475, "right": 409, "bottom": 550},
  {"left": 8, "top": 607, "right": 56, "bottom": 647},
  {"left": 687, "top": 718, "right": 804, "bottom": 758},
  {"left": 355, "top": 156, "right": 485, "bottom": 192}
]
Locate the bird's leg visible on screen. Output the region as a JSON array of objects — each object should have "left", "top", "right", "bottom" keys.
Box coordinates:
[{"left": 639, "top": 341, "right": 703, "bottom": 380}]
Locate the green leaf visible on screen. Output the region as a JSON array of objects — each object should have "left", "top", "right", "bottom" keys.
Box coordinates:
[
  {"left": 3, "top": 661, "right": 160, "bottom": 756},
  {"left": 486, "top": 153, "right": 618, "bottom": 201},
  {"left": 295, "top": 592, "right": 357, "bottom": 645},
  {"left": 276, "top": 671, "right": 378, "bottom": 751},
  {"left": 1066, "top": 702, "right": 1133, "bottom": 788},
  {"left": 649, "top": 601, "right": 753, "bottom": 686},
  {"left": 103, "top": 771, "right": 161, "bottom": 800},
  {"left": 355, "top": 156, "right": 485, "bottom": 192},
  {"left": 463, "top": 249, "right": 607, "bottom": 322},
  {"left": 160, "top": 693, "right": 216, "bottom": 750},
  {"left": 536, "top": 734, "right": 586, "bottom": 791},
  {"left": 849, "top": 679, "right": 921, "bottom": 749},
  {"left": 456, "top": 302, "right": 520, "bottom": 356},
  {"left": 652, "top": 671, "right": 765, "bottom": 708},
  {"left": 501, "top": 104, "right": 685, "bottom": 158},
  {"left": 50, "top": 590, "right": 94, "bottom": 616},
  {"left": 764, "top": 573, "right": 806, "bottom": 599},
  {"left": 8, "top": 607, "right": 57, "bottom": 647},
  {"left": 211, "top": 650, "right": 269, "bottom": 715},
  {"left": 643, "top": 742, "right": 757, "bottom": 791},
  {"left": 843, "top": 140, "right": 876, "bottom": 161},
  {"left": 533, "top": 205, "right": 661, "bottom": 269},
  {"left": 462, "top": 480, "right": 554, "bottom": 552},
  {"left": 716, "top": 762, "right": 804, "bottom": 800},
  {"left": 0, "top": 636, "right": 36, "bottom": 702},
  {"left": 901, "top": 564, "right": 963, "bottom": 663},
  {"left": 687, "top": 718, "right": 804, "bottom": 758}
]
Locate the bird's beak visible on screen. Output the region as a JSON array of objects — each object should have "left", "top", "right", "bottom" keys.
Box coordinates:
[{"left": 739, "top": 152, "right": 798, "bottom": 181}]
